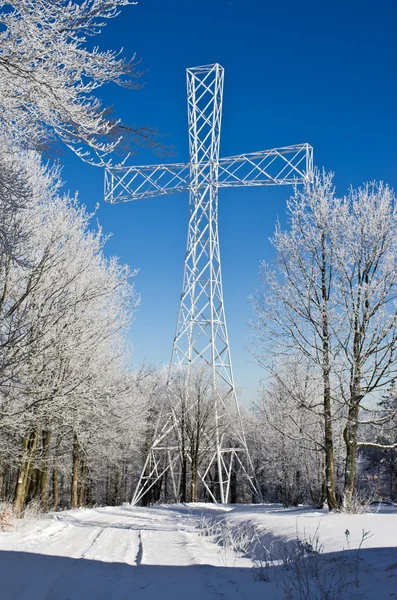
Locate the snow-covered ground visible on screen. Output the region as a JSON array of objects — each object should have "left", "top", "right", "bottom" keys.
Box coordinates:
[{"left": 0, "top": 503, "right": 396, "bottom": 599}]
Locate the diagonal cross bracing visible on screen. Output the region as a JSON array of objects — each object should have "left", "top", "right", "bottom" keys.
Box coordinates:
[{"left": 104, "top": 64, "right": 313, "bottom": 506}]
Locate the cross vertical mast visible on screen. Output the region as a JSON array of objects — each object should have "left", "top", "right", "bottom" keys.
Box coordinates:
[{"left": 168, "top": 65, "right": 246, "bottom": 502}]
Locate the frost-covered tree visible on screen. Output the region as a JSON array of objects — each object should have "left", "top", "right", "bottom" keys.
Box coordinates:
[
  {"left": 332, "top": 183, "right": 397, "bottom": 509},
  {"left": 248, "top": 359, "right": 338, "bottom": 508},
  {"left": 0, "top": 0, "right": 164, "bottom": 163},
  {"left": 0, "top": 153, "right": 141, "bottom": 513},
  {"left": 251, "top": 170, "right": 342, "bottom": 510},
  {"left": 169, "top": 368, "right": 220, "bottom": 503},
  {"left": 252, "top": 171, "right": 397, "bottom": 510},
  {"left": 0, "top": 1, "right": 172, "bottom": 512}
]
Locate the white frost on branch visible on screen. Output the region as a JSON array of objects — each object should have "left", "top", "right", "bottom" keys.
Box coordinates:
[{"left": 0, "top": 0, "right": 166, "bottom": 163}]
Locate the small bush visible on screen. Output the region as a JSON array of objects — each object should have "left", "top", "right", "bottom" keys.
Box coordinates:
[
  {"left": 197, "top": 514, "right": 261, "bottom": 566},
  {"left": 21, "top": 499, "right": 43, "bottom": 522},
  {"left": 344, "top": 489, "right": 379, "bottom": 514}
]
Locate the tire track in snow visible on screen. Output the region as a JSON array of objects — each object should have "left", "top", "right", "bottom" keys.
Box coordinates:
[
  {"left": 17, "top": 525, "right": 106, "bottom": 600},
  {"left": 135, "top": 529, "right": 143, "bottom": 565},
  {"left": 80, "top": 527, "right": 105, "bottom": 559}
]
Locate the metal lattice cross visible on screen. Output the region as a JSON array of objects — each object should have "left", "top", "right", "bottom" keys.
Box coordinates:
[{"left": 105, "top": 64, "right": 313, "bottom": 505}]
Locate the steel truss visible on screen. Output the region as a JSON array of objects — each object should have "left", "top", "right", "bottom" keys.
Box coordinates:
[{"left": 105, "top": 63, "right": 313, "bottom": 505}]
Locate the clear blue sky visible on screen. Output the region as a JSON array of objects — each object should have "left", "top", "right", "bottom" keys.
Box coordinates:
[{"left": 61, "top": 0, "right": 397, "bottom": 402}]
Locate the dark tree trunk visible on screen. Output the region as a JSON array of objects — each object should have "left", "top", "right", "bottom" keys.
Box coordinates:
[
  {"left": 40, "top": 429, "right": 52, "bottom": 509},
  {"left": 52, "top": 459, "right": 59, "bottom": 511},
  {"left": 321, "top": 233, "right": 338, "bottom": 511},
  {"left": 14, "top": 429, "right": 39, "bottom": 516},
  {"left": 78, "top": 458, "right": 86, "bottom": 507},
  {"left": 71, "top": 434, "right": 80, "bottom": 509}
]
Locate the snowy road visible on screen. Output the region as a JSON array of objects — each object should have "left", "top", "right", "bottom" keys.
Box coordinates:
[
  {"left": 0, "top": 503, "right": 396, "bottom": 599},
  {"left": 0, "top": 505, "right": 258, "bottom": 600}
]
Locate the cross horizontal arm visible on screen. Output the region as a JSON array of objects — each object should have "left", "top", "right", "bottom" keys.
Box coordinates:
[
  {"left": 217, "top": 143, "right": 313, "bottom": 187},
  {"left": 104, "top": 144, "right": 313, "bottom": 203},
  {"left": 104, "top": 162, "right": 190, "bottom": 203}
]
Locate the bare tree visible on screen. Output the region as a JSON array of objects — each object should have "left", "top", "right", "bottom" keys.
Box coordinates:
[
  {"left": 168, "top": 368, "right": 215, "bottom": 502},
  {"left": 248, "top": 358, "right": 342, "bottom": 508}
]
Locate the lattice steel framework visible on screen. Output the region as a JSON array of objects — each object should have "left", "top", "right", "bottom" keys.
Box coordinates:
[{"left": 105, "top": 64, "right": 313, "bottom": 505}]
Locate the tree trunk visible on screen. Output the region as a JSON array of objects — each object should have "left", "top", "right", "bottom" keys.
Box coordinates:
[
  {"left": 122, "top": 461, "right": 128, "bottom": 503},
  {"left": 78, "top": 458, "right": 86, "bottom": 507},
  {"left": 230, "top": 466, "right": 238, "bottom": 504},
  {"left": 52, "top": 459, "right": 59, "bottom": 511},
  {"left": 321, "top": 232, "right": 339, "bottom": 511},
  {"left": 343, "top": 301, "right": 362, "bottom": 512},
  {"left": 343, "top": 403, "right": 359, "bottom": 511},
  {"left": 190, "top": 425, "right": 200, "bottom": 502},
  {"left": 0, "top": 459, "right": 3, "bottom": 500},
  {"left": 190, "top": 452, "right": 198, "bottom": 503},
  {"left": 14, "top": 429, "right": 39, "bottom": 516},
  {"left": 180, "top": 400, "right": 187, "bottom": 503},
  {"left": 26, "top": 467, "right": 39, "bottom": 502},
  {"left": 40, "top": 429, "right": 52, "bottom": 509},
  {"left": 14, "top": 433, "right": 30, "bottom": 516},
  {"left": 113, "top": 464, "right": 121, "bottom": 506},
  {"left": 71, "top": 434, "right": 80, "bottom": 509},
  {"left": 323, "top": 377, "right": 338, "bottom": 510}
]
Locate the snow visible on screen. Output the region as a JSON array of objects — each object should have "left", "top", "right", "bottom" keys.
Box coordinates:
[{"left": 0, "top": 503, "right": 396, "bottom": 599}]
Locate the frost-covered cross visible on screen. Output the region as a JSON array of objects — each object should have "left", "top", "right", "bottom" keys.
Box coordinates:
[{"left": 105, "top": 64, "right": 313, "bottom": 505}]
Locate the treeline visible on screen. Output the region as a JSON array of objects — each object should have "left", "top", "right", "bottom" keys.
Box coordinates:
[
  {"left": 248, "top": 361, "right": 397, "bottom": 508},
  {"left": 0, "top": 1, "right": 395, "bottom": 516},
  {"left": 0, "top": 0, "right": 165, "bottom": 516},
  {"left": 0, "top": 151, "right": 150, "bottom": 514}
]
